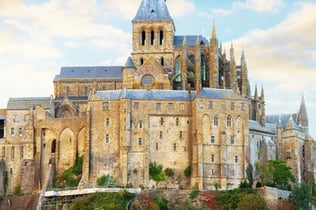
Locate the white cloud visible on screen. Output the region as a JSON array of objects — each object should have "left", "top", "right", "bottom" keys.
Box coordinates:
[
  {"left": 233, "top": 0, "right": 284, "bottom": 12},
  {"left": 212, "top": 8, "right": 233, "bottom": 16}
]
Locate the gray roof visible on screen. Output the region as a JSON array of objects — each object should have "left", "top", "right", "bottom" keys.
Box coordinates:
[
  {"left": 174, "top": 36, "right": 209, "bottom": 47},
  {"left": 54, "top": 66, "right": 123, "bottom": 81},
  {"left": 249, "top": 120, "right": 275, "bottom": 134},
  {"left": 197, "top": 88, "right": 246, "bottom": 100},
  {"left": 97, "top": 89, "right": 195, "bottom": 101},
  {"left": 133, "top": 0, "right": 172, "bottom": 21},
  {"left": 124, "top": 57, "right": 135, "bottom": 68},
  {"left": 55, "top": 96, "right": 89, "bottom": 101},
  {"left": 7, "top": 97, "right": 51, "bottom": 110},
  {"left": 265, "top": 114, "right": 297, "bottom": 126}
]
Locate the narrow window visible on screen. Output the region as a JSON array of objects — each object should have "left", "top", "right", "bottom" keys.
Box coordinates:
[
  {"left": 231, "top": 138, "right": 235, "bottom": 144},
  {"left": 199, "top": 100, "right": 204, "bottom": 109},
  {"left": 231, "top": 102, "right": 235, "bottom": 110},
  {"left": 134, "top": 102, "right": 139, "bottom": 110},
  {"left": 235, "top": 156, "right": 238, "bottom": 163},
  {"left": 176, "top": 118, "right": 179, "bottom": 126},
  {"left": 161, "top": 57, "right": 164, "bottom": 66},
  {"left": 241, "top": 102, "right": 246, "bottom": 111},
  {"left": 139, "top": 121, "right": 143, "bottom": 129},
  {"left": 51, "top": 139, "right": 56, "bottom": 153},
  {"left": 173, "top": 143, "right": 177, "bottom": 152},
  {"left": 159, "top": 30, "right": 164, "bottom": 45},
  {"left": 156, "top": 103, "right": 161, "bottom": 111},
  {"left": 211, "top": 154, "right": 214, "bottom": 162},
  {"left": 221, "top": 102, "right": 226, "bottom": 110},
  {"left": 151, "top": 30, "right": 155, "bottom": 45},
  {"left": 18, "top": 128, "right": 23, "bottom": 136},
  {"left": 13, "top": 115, "right": 19, "bottom": 123},
  {"left": 214, "top": 115, "right": 218, "bottom": 126},
  {"left": 105, "top": 134, "right": 109, "bottom": 144},
  {"left": 140, "top": 58, "right": 144, "bottom": 65},
  {"left": 24, "top": 114, "right": 30, "bottom": 122},
  {"left": 138, "top": 138, "right": 142, "bottom": 146},
  {"left": 106, "top": 118, "right": 110, "bottom": 127},
  {"left": 211, "top": 136, "right": 215, "bottom": 143},
  {"left": 227, "top": 115, "right": 232, "bottom": 127},
  {"left": 20, "top": 146, "right": 24, "bottom": 159},
  {"left": 168, "top": 103, "right": 174, "bottom": 111},
  {"left": 2, "top": 147, "right": 5, "bottom": 157},
  {"left": 160, "top": 117, "right": 164, "bottom": 126},
  {"left": 160, "top": 131, "right": 163, "bottom": 139},
  {"left": 11, "top": 146, "right": 15, "bottom": 160},
  {"left": 208, "top": 101, "right": 213, "bottom": 109},
  {"left": 103, "top": 102, "right": 109, "bottom": 110},
  {"left": 141, "top": 31, "right": 146, "bottom": 45},
  {"left": 180, "top": 131, "right": 183, "bottom": 139},
  {"left": 179, "top": 103, "right": 184, "bottom": 112},
  {"left": 10, "top": 128, "right": 14, "bottom": 136},
  {"left": 66, "top": 86, "right": 70, "bottom": 96},
  {"left": 84, "top": 86, "right": 88, "bottom": 96},
  {"left": 156, "top": 143, "right": 159, "bottom": 150}
]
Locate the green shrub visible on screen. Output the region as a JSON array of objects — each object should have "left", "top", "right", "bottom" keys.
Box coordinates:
[
  {"left": 164, "top": 168, "right": 174, "bottom": 177},
  {"left": 72, "top": 156, "right": 83, "bottom": 175},
  {"left": 189, "top": 190, "right": 199, "bottom": 200},
  {"left": 153, "top": 194, "right": 169, "bottom": 210},
  {"left": 14, "top": 184, "right": 22, "bottom": 195},
  {"left": 149, "top": 162, "right": 165, "bottom": 181},
  {"left": 184, "top": 166, "right": 191, "bottom": 178},
  {"left": 96, "top": 175, "right": 116, "bottom": 187}
]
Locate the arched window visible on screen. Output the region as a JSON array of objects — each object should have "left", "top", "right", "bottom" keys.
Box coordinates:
[
  {"left": 141, "top": 31, "right": 146, "bottom": 46},
  {"left": 160, "top": 57, "right": 164, "bottom": 66},
  {"left": 159, "top": 30, "right": 164, "bottom": 45},
  {"left": 175, "top": 56, "right": 181, "bottom": 82},
  {"left": 151, "top": 30, "right": 155, "bottom": 45},
  {"left": 201, "top": 55, "right": 207, "bottom": 82},
  {"left": 214, "top": 114, "right": 218, "bottom": 126},
  {"left": 140, "top": 58, "right": 144, "bottom": 65},
  {"left": 51, "top": 139, "right": 56, "bottom": 153}
]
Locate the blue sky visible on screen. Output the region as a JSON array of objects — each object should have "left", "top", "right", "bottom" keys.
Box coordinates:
[{"left": 0, "top": 0, "right": 316, "bottom": 137}]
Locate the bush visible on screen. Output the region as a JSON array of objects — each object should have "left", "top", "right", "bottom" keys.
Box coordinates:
[
  {"left": 14, "top": 184, "right": 22, "bottom": 195},
  {"left": 149, "top": 162, "right": 165, "bottom": 181},
  {"left": 96, "top": 175, "right": 116, "bottom": 187},
  {"left": 164, "top": 168, "right": 174, "bottom": 177},
  {"left": 153, "top": 194, "right": 168, "bottom": 210},
  {"left": 184, "top": 166, "right": 191, "bottom": 178},
  {"left": 189, "top": 190, "right": 200, "bottom": 200},
  {"left": 237, "top": 193, "right": 266, "bottom": 210}
]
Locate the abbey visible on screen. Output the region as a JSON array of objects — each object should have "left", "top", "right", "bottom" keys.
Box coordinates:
[{"left": 0, "top": 0, "right": 314, "bottom": 195}]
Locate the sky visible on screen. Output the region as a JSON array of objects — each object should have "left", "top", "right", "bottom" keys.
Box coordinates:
[{"left": 0, "top": 0, "right": 316, "bottom": 137}]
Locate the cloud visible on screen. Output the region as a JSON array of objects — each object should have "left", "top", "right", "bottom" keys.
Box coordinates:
[
  {"left": 233, "top": 0, "right": 284, "bottom": 12},
  {"left": 212, "top": 8, "right": 233, "bottom": 16}
]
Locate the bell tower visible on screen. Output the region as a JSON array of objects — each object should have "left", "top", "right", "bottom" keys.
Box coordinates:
[{"left": 131, "top": 0, "right": 175, "bottom": 70}]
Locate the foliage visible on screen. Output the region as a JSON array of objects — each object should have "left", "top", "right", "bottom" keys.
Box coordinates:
[
  {"left": 246, "top": 165, "right": 253, "bottom": 187},
  {"left": 215, "top": 188, "right": 249, "bottom": 209},
  {"left": 214, "top": 182, "right": 220, "bottom": 191},
  {"left": 237, "top": 193, "right": 266, "bottom": 210},
  {"left": 153, "top": 194, "right": 169, "bottom": 210},
  {"left": 189, "top": 190, "right": 200, "bottom": 200},
  {"left": 264, "top": 160, "right": 295, "bottom": 189},
  {"left": 164, "top": 168, "right": 174, "bottom": 177},
  {"left": 13, "top": 184, "right": 22, "bottom": 195},
  {"left": 312, "top": 176, "right": 316, "bottom": 196},
  {"left": 184, "top": 166, "right": 191, "bottom": 178},
  {"left": 96, "top": 174, "right": 116, "bottom": 187},
  {"left": 149, "top": 162, "right": 165, "bottom": 181},
  {"left": 69, "top": 191, "right": 135, "bottom": 210},
  {"left": 239, "top": 179, "right": 251, "bottom": 189},
  {"left": 288, "top": 182, "right": 312, "bottom": 210},
  {"left": 54, "top": 156, "right": 83, "bottom": 188}
]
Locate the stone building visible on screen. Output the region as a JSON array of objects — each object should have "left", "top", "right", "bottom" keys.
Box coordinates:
[{"left": 0, "top": 0, "right": 314, "bottom": 195}]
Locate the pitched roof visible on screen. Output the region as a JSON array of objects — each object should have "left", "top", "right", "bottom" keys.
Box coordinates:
[
  {"left": 7, "top": 97, "right": 51, "bottom": 110},
  {"left": 249, "top": 120, "right": 275, "bottom": 134},
  {"left": 197, "top": 88, "right": 246, "bottom": 100},
  {"left": 174, "top": 35, "right": 209, "bottom": 47},
  {"left": 133, "top": 0, "right": 173, "bottom": 21},
  {"left": 54, "top": 66, "right": 123, "bottom": 81}
]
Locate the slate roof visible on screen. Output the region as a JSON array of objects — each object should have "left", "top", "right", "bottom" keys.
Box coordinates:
[
  {"left": 265, "top": 114, "right": 297, "bottom": 126},
  {"left": 124, "top": 57, "right": 135, "bottom": 68},
  {"left": 249, "top": 120, "right": 275, "bottom": 134},
  {"left": 54, "top": 66, "right": 123, "bottom": 81},
  {"left": 55, "top": 96, "right": 89, "bottom": 101},
  {"left": 97, "top": 89, "right": 195, "bottom": 101},
  {"left": 174, "top": 35, "right": 209, "bottom": 47},
  {"left": 133, "top": 0, "right": 172, "bottom": 21},
  {"left": 197, "top": 88, "right": 246, "bottom": 100},
  {"left": 7, "top": 97, "right": 51, "bottom": 110}
]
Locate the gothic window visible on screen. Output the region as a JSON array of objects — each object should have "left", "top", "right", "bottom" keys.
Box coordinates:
[
  {"left": 227, "top": 115, "right": 232, "bottom": 127},
  {"left": 150, "top": 30, "right": 155, "bottom": 45},
  {"left": 235, "top": 155, "right": 238, "bottom": 163},
  {"left": 142, "top": 75, "right": 154, "bottom": 86},
  {"left": 156, "top": 103, "right": 161, "bottom": 112},
  {"left": 176, "top": 118, "right": 179, "bottom": 126},
  {"left": 141, "top": 30, "right": 146, "bottom": 46},
  {"left": 231, "top": 138, "right": 235, "bottom": 144},
  {"left": 231, "top": 102, "right": 235, "bottom": 110},
  {"left": 201, "top": 55, "right": 207, "bottom": 82},
  {"left": 160, "top": 117, "right": 164, "bottom": 126},
  {"left": 211, "top": 154, "right": 214, "bottom": 162},
  {"left": 51, "top": 139, "right": 56, "bottom": 153},
  {"left": 0, "top": 119, "right": 4, "bottom": 138},
  {"left": 213, "top": 114, "right": 218, "bottom": 126},
  {"left": 173, "top": 143, "right": 177, "bottom": 152},
  {"left": 199, "top": 100, "right": 204, "bottom": 109},
  {"left": 189, "top": 55, "right": 195, "bottom": 64},
  {"left": 175, "top": 56, "right": 181, "bottom": 82},
  {"left": 159, "top": 30, "right": 164, "bottom": 45},
  {"left": 221, "top": 102, "right": 226, "bottom": 110},
  {"left": 241, "top": 102, "right": 246, "bottom": 111},
  {"left": 134, "top": 102, "right": 139, "bottom": 110},
  {"left": 138, "top": 121, "right": 143, "bottom": 129}
]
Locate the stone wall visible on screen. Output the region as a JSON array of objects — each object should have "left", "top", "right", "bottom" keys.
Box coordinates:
[{"left": 256, "top": 186, "right": 290, "bottom": 209}]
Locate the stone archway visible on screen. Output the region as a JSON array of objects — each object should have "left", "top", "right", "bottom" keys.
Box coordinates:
[{"left": 58, "top": 128, "right": 75, "bottom": 173}]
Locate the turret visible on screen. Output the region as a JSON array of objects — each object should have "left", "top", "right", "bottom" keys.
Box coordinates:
[
  {"left": 241, "top": 49, "right": 249, "bottom": 97},
  {"left": 230, "top": 42, "right": 238, "bottom": 92},
  {"left": 297, "top": 95, "right": 309, "bottom": 133},
  {"left": 209, "top": 21, "right": 218, "bottom": 88},
  {"left": 259, "top": 86, "right": 265, "bottom": 126}
]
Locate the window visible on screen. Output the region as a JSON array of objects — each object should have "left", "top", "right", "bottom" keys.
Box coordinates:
[
  {"left": 141, "top": 30, "right": 146, "bottom": 45},
  {"left": 156, "top": 143, "right": 158, "bottom": 150},
  {"left": 20, "top": 146, "right": 24, "bottom": 159},
  {"left": 227, "top": 115, "right": 232, "bottom": 127},
  {"left": 140, "top": 58, "right": 144, "bottom": 65},
  {"left": 160, "top": 131, "right": 163, "bottom": 139},
  {"left": 235, "top": 156, "right": 238, "bottom": 163},
  {"left": 105, "top": 134, "right": 110, "bottom": 144},
  {"left": 286, "top": 150, "right": 291, "bottom": 159},
  {"left": 18, "top": 128, "right": 23, "bottom": 136},
  {"left": 84, "top": 86, "right": 88, "bottom": 96},
  {"left": 24, "top": 114, "right": 30, "bottom": 122},
  {"left": 231, "top": 102, "right": 235, "bottom": 110},
  {"left": 161, "top": 57, "right": 164, "bottom": 66},
  {"left": 159, "top": 30, "right": 164, "bottom": 45},
  {"left": 150, "top": 30, "right": 155, "bottom": 45},
  {"left": 103, "top": 102, "right": 109, "bottom": 110},
  {"left": 208, "top": 101, "right": 213, "bottom": 109},
  {"left": 180, "top": 131, "right": 183, "bottom": 139},
  {"left": 176, "top": 118, "right": 179, "bottom": 126},
  {"left": 2, "top": 147, "right": 5, "bottom": 157},
  {"left": 134, "top": 102, "right": 139, "bottom": 110},
  {"left": 138, "top": 138, "right": 142, "bottom": 146},
  {"left": 138, "top": 121, "right": 143, "bottom": 129},
  {"left": 199, "top": 100, "right": 204, "bottom": 109},
  {"left": 241, "top": 102, "right": 246, "bottom": 111},
  {"left": 231, "top": 138, "right": 235, "bottom": 144},
  {"left": 10, "top": 128, "right": 14, "bottom": 136},
  {"left": 142, "top": 75, "right": 154, "bottom": 86},
  {"left": 173, "top": 143, "right": 177, "bottom": 152},
  {"left": 211, "top": 154, "right": 214, "bottom": 162},
  {"left": 168, "top": 103, "right": 174, "bottom": 111},
  {"left": 221, "top": 102, "right": 226, "bottom": 110},
  {"left": 179, "top": 103, "right": 184, "bottom": 112},
  {"left": 51, "top": 140, "right": 56, "bottom": 153},
  {"left": 156, "top": 103, "right": 161, "bottom": 111},
  {"left": 213, "top": 115, "right": 218, "bottom": 126},
  {"left": 13, "top": 115, "right": 19, "bottom": 123},
  {"left": 11, "top": 146, "right": 15, "bottom": 160},
  {"left": 211, "top": 136, "right": 215, "bottom": 143},
  {"left": 106, "top": 118, "right": 110, "bottom": 127},
  {"left": 160, "top": 117, "right": 164, "bottom": 126},
  {"left": 66, "top": 86, "right": 70, "bottom": 96}
]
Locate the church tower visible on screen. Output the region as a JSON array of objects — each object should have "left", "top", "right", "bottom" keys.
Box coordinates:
[{"left": 131, "top": 0, "right": 175, "bottom": 70}]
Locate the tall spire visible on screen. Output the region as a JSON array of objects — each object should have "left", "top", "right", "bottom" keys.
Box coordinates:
[
  {"left": 297, "top": 95, "right": 309, "bottom": 129},
  {"left": 230, "top": 42, "right": 237, "bottom": 92},
  {"left": 241, "top": 49, "right": 248, "bottom": 97},
  {"left": 209, "top": 20, "right": 218, "bottom": 88}
]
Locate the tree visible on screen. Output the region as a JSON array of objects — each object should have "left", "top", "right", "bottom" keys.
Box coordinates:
[
  {"left": 237, "top": 194, "right": 266, "bottom": 210},
  {"left": 215, "top": 188, "right": 248, "bottom": 209},
  {"left": 288, "top": 182, "right": 312, "bottom": 210},
  {"left": 264, "top": 160, "right": 295, "bottom": 188}
]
